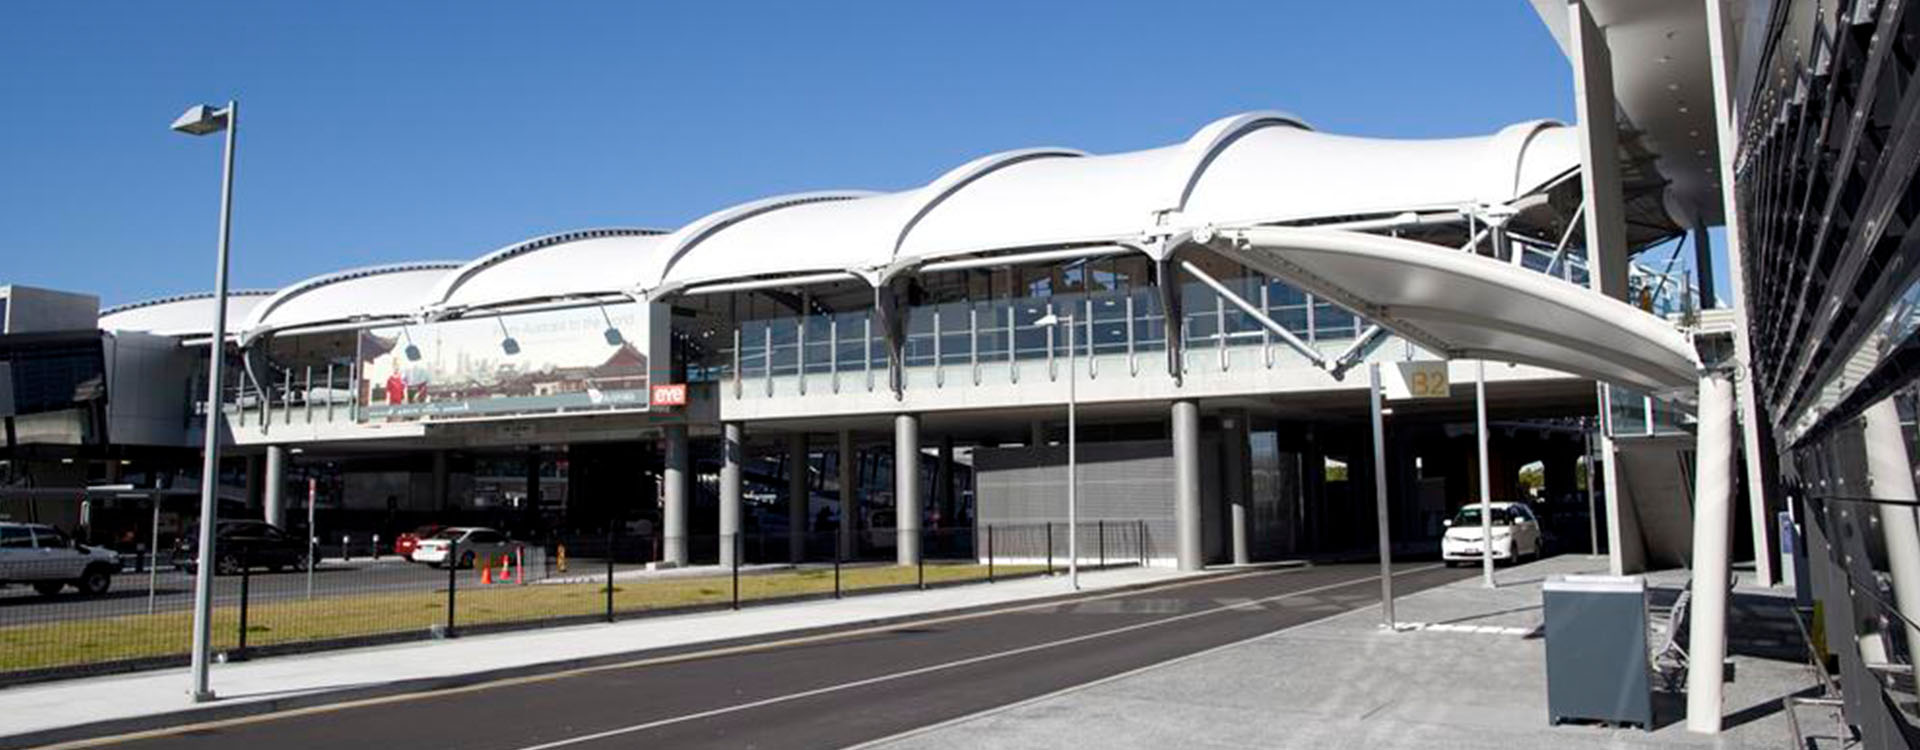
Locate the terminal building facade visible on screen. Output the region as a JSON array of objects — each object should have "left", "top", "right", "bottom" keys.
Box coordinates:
[{"left": 7, "top": 0, "right": 1920, "bottom": 740}]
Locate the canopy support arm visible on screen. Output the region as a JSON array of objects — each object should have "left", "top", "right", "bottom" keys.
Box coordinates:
[
  {"left": 1328, "top": 324, "right": 1388, "bottom": 377},
  {"left": 1178, "top": 260, "right": 1327, "bottom": 369}
]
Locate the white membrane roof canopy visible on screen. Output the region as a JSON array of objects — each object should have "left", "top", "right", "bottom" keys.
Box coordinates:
[
  {"left": 642, "top": 111, "right": 1584, "bottom": 292},
  {"left": 99, "top": 291, "right": 275, "bottom": 338},
  {"left": 238, "top": 262, "right": 460, "bottom": 344},
  {"left": 424, "top": 228, "right": 665, "bottom": 316},
  {"left": 1213, "top": 226, "right": 1700, "bottom": 393}
]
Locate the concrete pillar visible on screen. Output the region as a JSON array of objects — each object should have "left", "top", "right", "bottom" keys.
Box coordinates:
[
  {"left": 662, "top": 425, "right": 689, "bottom": 567},
  {"left": 720, "top": 422, "right": 743, "bottom": 568},
  {"left": 431, "top": 450, "right": 450, "bottom": 511},
  {"left": 244, "top": 453, "right": 264, "bottom": 509},
  {"left": 788, "top": 432, "right": 808, "bottom": 563},
  {"left": 263, "top": 446, "right": 287, "bottom": 527},
  {"left": 1225, "top": 411, "right": 1251, "bottom": 565},
  {"left": 1172, "top": 399, "right": 1203, "bottom": 571},
  {"left": 1029, "top": 421, "right": 1046, "bottom": 449},
  {"left": 838, "top": 430, "right": 855, "bottom": 560},
  {"left": 1862, "top": 398, "right": 1920, "bottom": 654},
  {"left": 895, "top": 413, "right": 922, "bottom": 565},
  {"left": 1706, "top": 0, "right": 1779, "bottom": 588},
  {"left": 1690, "top": 223, "right": 1717, "bottom": 310},
  {"left": 1568, "top": 0, "right": 1631, "bottom": 300},
  {"left": 938, "top": 435, "right": 956, "bottom": 529},
  {"left": 1685, "top": 371, "right": 1736, "bottom": 733}
]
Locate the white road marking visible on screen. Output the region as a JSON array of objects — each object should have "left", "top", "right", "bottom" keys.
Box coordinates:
[{"left": 505, "top": 565, "right": 1446, "bottom": 750}]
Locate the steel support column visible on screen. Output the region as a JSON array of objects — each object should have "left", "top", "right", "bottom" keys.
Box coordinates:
[
  {"left": 788, "top": 432, "right": 808, "bottom": 562},
  {"left": 1225, "top": 410, "right": 1251, "bottom": 566},
  {"left": 1172, "top": 399, "right": 1203, "bottom": 571},
  {"left": 662, "top": 425, "right": 689, "bottom": 567},
  {"left": 1862, "top": 398, "right": 1920, "bottom": 654},
  {"left": 1684, "top": 370, "right": 1735, "bottom": 733},
  {"left": 263, "top": 446, "right": 286, "bottom": 528},
  {"left": 837, "top": 430, "right": 855, "bottom": 561},
  {"left": 895, "top": 413, "right": 922, "bottom": 565},
  {"left": 720, "top": 422, "right": 743, "bottom": 569}
]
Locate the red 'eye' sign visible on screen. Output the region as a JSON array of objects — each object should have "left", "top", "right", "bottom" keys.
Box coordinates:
[{"left": 650, "top": 383, "right": 688, "bottom": 407}]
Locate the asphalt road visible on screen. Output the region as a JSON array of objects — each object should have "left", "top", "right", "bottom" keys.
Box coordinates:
[{"left": 73, "top": 561, "right": 1473, "bottom": 750}]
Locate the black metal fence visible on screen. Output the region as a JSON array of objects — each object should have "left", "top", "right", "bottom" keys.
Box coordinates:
[{"left": 0, "top": 520, "right": 1147, "bottom": 686}]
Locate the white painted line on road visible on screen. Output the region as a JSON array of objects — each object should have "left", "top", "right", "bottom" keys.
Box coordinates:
[
  {"left": 40, "top": 566, "right": 1298, "bottom": 750},
  {"left": 846, "top": 563, "right": 1450, "bottom": 750},
  {"left": 505, "top": 564, "right": 1447, "bottom": 750}
]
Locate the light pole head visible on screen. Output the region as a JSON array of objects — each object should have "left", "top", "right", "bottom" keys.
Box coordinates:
[
  {"left": 171, "top": 104, "right": 231, "bottom": 136},
  {"left": 1034, "top": 313, "right": 1061, "bottom": 326}
]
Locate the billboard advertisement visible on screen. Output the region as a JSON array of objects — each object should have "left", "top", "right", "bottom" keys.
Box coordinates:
[{"left": 357, "top": 301, "right": 664, "bottom": 422}]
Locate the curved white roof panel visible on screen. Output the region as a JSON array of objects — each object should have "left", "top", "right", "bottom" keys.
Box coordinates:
[
  {"left": 641, "top": 111, "right": 1576, "bottom": 293},
  {"left": 239, "top": 262, "right": 460, "bottom": 344},
  {"left": 99, "top": 291, "right": 276, "bottom": 338},
  {"left": 641, "top": 191, "right": 876, "bottom": 294},
  {"left": 425, "top": 228, "right": 665, "bottom": 316},
  {"left": 1216, "top": 226, "right": 1698, "bottom": 392},
  {"left": 1182, "top": 121, "right": 1579, "bottom": 228}
]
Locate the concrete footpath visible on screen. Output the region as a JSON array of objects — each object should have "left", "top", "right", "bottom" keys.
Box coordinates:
[
  {"left": 0, "top": 565, "right": 1193, "bottom": 748},
  {"left": 860, "top": 556, "right": 1827, "bottom": 750}
]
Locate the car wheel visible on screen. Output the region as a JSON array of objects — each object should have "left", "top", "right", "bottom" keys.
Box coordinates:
[
  {"left": 77, "top": 565, "right": 112, "bottom": 596},
  {"left": 32, "top": 582, "right": 64, "bottom": 597},
  {"left": 215, "top": 553, "right": 243, "bottom": 576}
]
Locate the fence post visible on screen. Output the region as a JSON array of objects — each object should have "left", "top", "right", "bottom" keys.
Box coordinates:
[
  {"left": 372, "top": 534, "right": 381, "bottom": 560},
  {"left": 732, "top": 533, "right": 741, "bottom": 610},
  {"left": 1046, "top": 522, "right": 1053, "bottom": 575},
  {"left": 342, "top": 534, "right": 351, "bottom": 562},
  {"left": 235, "top": 563, "right": 251, "bottom": 660},
  {"left": 605, "top": 530, "right": 616, "bottom": 623},
  {"left": 834, "top": 532, "right": 842, "bottom": 599},
  {"left": 988, "top": 525, "right": 995, "bottom": 583},
  {"left": 917, "top": 528, "right": 926, "bottom": 590},
  {"left": 445, "top": 539, "right": 458, "bottom": 638},
  {"left": 1099, "top": 519, "right": 1106, "bottom": 569},
  {"left": 1140, "top": 519, "right": 1147, "bottom": 566}
]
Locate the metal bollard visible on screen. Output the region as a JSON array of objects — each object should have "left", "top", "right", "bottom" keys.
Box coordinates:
[
  {"left": 732, "top": 534, "right": 742, "bottom": 610},
  {"left": 917, "top": 529, "right": 926, "bottom": 591},
  {"left": 372, "top": 534, "right": 381, "bottom": 560},
  {"left": 833, "top": 535, "right": 842, "bottom": 599},
  {"left": 341, "top": 534, "right": 351, "bottom": 562},
  {"left": 444, "top": 539, "right": 458, "bottom": 637},
  {"left": 988, "top": 525, "right": 995, "bottom": 583},
  {"left": 234, "top": 563, "right": 251, "bottom": 660},
  {"left": 1099, "top": 520, "right": 1106, "bottom": 569},
  {"left": 605, "top": 530, "right": 616, "bottom": 623},
  {"left": 1046, "top": 522, "right": 1053, "bottom": 575}
]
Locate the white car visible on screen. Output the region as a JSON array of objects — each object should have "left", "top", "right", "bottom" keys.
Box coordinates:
[
  {"left": 0, "top": 522, "right": 123, "bottom": 596},
  {"left": 411, "top": 527, "right": 513, "bottom": 569},
  {"left": 1441, "top": 501, "right": 1544, "bottom": 566}
]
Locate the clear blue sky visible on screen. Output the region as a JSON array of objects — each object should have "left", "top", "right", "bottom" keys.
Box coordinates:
[{"left": 0, "top": 2, "right": 1725, "bottom": 308}]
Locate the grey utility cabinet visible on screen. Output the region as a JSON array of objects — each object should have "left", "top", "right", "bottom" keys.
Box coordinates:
[{"left": 1543, "top": 574, "right": 1652, "bottom": 728}]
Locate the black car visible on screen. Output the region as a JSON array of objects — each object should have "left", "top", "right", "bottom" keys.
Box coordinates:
[{"left": 174, "top": 520, "right": 314, "bottom": 575}]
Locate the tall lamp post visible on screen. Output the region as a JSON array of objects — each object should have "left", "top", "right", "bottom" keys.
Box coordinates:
[
  {"left": 1035, "top": 311, "right": 1078, "bottom": 589},
  {"left": 173, "top": 100, "right": 237, "bottom": 703}
]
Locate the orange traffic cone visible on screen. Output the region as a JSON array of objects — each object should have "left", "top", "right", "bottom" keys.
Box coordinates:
[
  {"left": 498, "top": 554, "right": 512, "bottom": 584},
  {"left": 480, "top": 562, "right": 493, "bottom": 585}
]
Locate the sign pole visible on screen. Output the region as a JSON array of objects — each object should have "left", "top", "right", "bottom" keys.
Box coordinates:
[
  {"left": 1477, "top": 360, "right": 1496, "bottom": 588},
  {"left": 306, "top": 477, "right": 317, "bottom": 600},
  {"left": 1369, "top": 362, "right": 1395, "bottom": 630}
]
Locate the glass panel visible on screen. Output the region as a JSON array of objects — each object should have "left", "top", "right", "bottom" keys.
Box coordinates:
[
  {"left": 1314, "top": 301, "right": 1357, "bottom": 341},
  {"left": 739, "top": 320, "right": 769, "bottom": 380},
  {"left": 1089, "top": 291, "right": 1129, "bottom": 355},
  {"left": 903, "top": 306, "right": 936, "bottom": 368},
  {"left": 975, "top": 300, "right": 1010, "bottom": 362},
  {"left": 1132, "top": 288, "right": 1166, "bottom": 352},
  {"left": 768, "top": 319, "right": 798, "bottom": 377},
  {"left": 803, "top": 314, "right": 833, "bottom": 374},
  {"left": 1012, "top": 298, "right": 1049, "bottom": 361},
  {"left": 938, "top": 301, "right": 972, "bottom": 366},
  {"left": 833, "top": 311, "right": 867, "bottom": 373}
]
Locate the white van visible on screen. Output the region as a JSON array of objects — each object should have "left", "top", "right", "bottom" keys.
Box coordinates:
[{"left": 0, "top": 523, "right": 123, "bottom": 596}]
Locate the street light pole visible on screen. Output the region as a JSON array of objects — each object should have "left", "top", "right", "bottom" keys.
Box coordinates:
[
  {"left": 1037, "top": 312, "right": 1078, "bottom": 589},
  {"left": 174, "top": 100, "right": 238, "bottom": 703}
]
